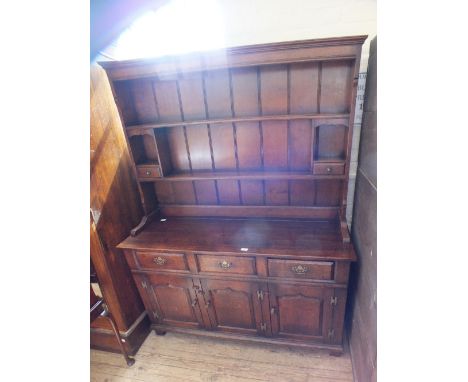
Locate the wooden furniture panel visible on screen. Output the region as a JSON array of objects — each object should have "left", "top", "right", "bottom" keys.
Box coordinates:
[
  {"left": 265, "top": 180, "right": 289, "bottom": 205},
  {"left": 315, "top": 123, "right": 348, "bottom": 161},
  {"left": 263, "top": 121, "right": 288, "bottom": 170},
  {"left": 144, "top": 273, "right": 204, "bottom": 329},
  {"left": 235, "top": 122, "right": 262, "bottom": 169},
  {"left": 178, "top": 73, "right": 206, "bottom": 120},
  {"left": 169, "top": 181, "right": 196, "bottom": 204},
  {"left": 193, "top": 180, "right": 218, "bottom": 205},
  {"left": 128, "top": 133, "right": 159, "bottom": 165},
  {"left": 185, "top": 125, "right": 212, "bottom": 170},
  {"left": 204, "top": 69, "right": 232, "bottom": 119},
  {"left": 103, "top": 36, "right": 366, "bottom": 353},
  {"left": 230, "top": 67, "right": 259, "bottom": 117},
  {"left": 260, "top": 65, "right": 288, "bottom": 115},
  {"left": 289, "top": 62, "right": 319, "bottom": 114},
  {"left": 152, "top": 79, "right": 182, "bottom": 123},
  {"left": 210, "top": 123, "right": 237, "bottom": 169},
  {"left": 289, "top": 120, "right": 313, "bottom": 170},
  {"left": 240, "top": 180, "right": 264, "bottom": 205},
  {"left": 136, "top": 164, "right": 162, "bottom": 179},
  {"left": 320, "top": 61, "right": 353, "bottom": 114},
  {"left": 268, "top": 259, "right": 335, "bottom": 281},
  {"left": 290, "top": 180, "right": 316, "bottom": 206},
  {"left": 315, "top": 180, "right": 343, "bottom": 206},
  {"left": 200, "top": 279, "right": 264, "bottom": 335},
  {"left": 167, "top": 126, "right": 190, "bottom": 171},
  {"left": 269, "top": 283, "right": 333, "bottom": 341},
  {"left": 130, "top": 79, "right": 159, "bottom": 123},
  {"left": 196, "top": 254, "right": 256, "bottom": 275},
  {"left": 217, "top": 179, "right": 241, "bottom": 205},
  {"left": 90, "top": 64, "right": 150, "bottom": 355},
  {"left": 154, "top": 181, "right": 175, "bottom": 204},
  {"left": 113, "top": 80, "right": 137, "bottom": 125},
  {"left": 313, "top": 162, "right": 345, "bottom": 175},
  {"left": 135, "top": 251, "right": 189, "bottom": 271}
]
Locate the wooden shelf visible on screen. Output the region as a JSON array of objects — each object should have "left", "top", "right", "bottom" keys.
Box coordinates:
[
  {"left": 126, "top": 113, "right": 350, "bottom": 132},
  {"left": 139, "top": 170, "right": 346, "bottom": 182}
]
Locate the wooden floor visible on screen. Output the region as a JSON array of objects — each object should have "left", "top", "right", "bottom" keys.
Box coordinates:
[{"left": 91, "top": 332, "right": 353, "bottom": 382}]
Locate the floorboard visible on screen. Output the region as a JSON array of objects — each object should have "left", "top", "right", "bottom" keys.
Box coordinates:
[{"left": 91, "top": 332, "right": 353, "bottom": 382}]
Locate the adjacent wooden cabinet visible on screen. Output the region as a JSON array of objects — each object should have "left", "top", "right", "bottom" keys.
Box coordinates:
[{"left": 101, "top": 35, "right": 366, "bottom": 354}]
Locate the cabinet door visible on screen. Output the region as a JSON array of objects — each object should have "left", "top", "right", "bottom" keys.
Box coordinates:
[
  {"left": 200, "top": 279, "right": 265, "bottom": 336},
  {"left": 268, "top": 283, "right": 334, "bottom": 342},
  {"left": 145, "top": 273, "right": 205, "bottom": 329}
]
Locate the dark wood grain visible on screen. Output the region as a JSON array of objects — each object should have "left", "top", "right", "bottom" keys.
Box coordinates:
[
  {"left": 118, "top": 217, "right": 355, "bottom": 260},
  {"left": 153, "top": 79, "right": 182, "bottom": 123},
  {"left": 102, "top": 36, "right": 366, "bottom": 353},
  {"left": 125, "top": 113, "right": 350, "bottom": 131},
  {"left": 90, "top": 64, "right": 149, "bottom": 354},
  {"left": 289, "top": 62, "right": 320, "bottom": 114}
]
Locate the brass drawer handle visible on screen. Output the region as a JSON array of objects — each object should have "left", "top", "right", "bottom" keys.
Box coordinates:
[
  {"left": 153, "top": 256, "right": 167, "bottom": 265},
  {"left": 326, "top": 167, "right": 332, "bottom": 174},
  {"left": 291, "top": 265, "right": 308, "bottom": 274},
  {"left": 145, "top": 170, "right": 152, "bottom": 176},
  {"left": 219, "top": 260, "right": 232, "bottom": 269}
]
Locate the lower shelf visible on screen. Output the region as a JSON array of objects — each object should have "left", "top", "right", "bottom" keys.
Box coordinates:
[
  {"left": 91, "top": 312, "right": 151, "bottom": 356},
  {"left": 150, "top": 323, "right": 344, "bottom": 355}
]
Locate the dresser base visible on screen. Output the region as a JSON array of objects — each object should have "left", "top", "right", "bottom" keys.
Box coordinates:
[{"left": 151, "top": 324, "right": 344, "bottom": 355}]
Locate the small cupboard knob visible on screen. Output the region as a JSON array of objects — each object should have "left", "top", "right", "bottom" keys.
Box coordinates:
[
  {"left": 326, "top": 167, "right": 332, "bottom": 173},
  {"left": 146, "top": 170, "right": 152, "bottom": 175}
]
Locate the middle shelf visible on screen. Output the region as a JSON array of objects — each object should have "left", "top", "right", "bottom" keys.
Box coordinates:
[
  {"left": 127, "top": 116, "right": 350, "bottom": 182},
  {"left": 136, "top": 167, "right": 346, "bottom": 182}
]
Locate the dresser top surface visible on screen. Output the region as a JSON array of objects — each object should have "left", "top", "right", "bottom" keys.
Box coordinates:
[{"left": 118, "top": 217, "right": 356, "bottom": 261}]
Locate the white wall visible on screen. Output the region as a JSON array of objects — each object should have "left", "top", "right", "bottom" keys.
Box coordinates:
[{"left": 217, "top": 0, "right": 376, "bottom": 72}]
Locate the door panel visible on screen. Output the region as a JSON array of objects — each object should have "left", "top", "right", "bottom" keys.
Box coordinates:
[
  {"left": 200, "top": 279, "right": 264, "bottom": 335},
  {"left": 145, "top": 273, "right": 204, "bottom": 329},
  {"left": 268, "top": 283, "right": 333, "bottom": 342},
  {"left": 132, "top": 273, "right": 158, "bottom": 319}
]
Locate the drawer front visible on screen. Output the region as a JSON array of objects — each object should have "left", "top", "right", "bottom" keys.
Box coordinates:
[
  {"left": 136, "top": 164, "right": 162, "bottom": 179},
  {"left": 312, "top": 162, "right": 345, "bottom": 175},
  {"left": 268, "top": 259, "right": 334, "bottom": 281},
  {"left": 135, "top": 251, "right": 189, "bottom": 271},
  {"left": 196, "top": 254, "right": 256, "bottom": 275}
]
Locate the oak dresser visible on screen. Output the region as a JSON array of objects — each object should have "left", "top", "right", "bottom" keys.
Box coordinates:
[{"left": 100, "top": 35, "right": 366, "bottom": 354}]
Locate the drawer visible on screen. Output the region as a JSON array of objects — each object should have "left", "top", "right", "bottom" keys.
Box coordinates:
[
  {"left": 135, "top": 251, "right": 189, "bottom": 271},
  {"left": 136, "top": 164, "right": 162, "bottom": 179},
  {"left": 268, "top": 259, "right": 334, "bottom": 281},
  {"left": 196, "top": 254, "right": 256, "bottom": 275},
  {"left": 312, "top": 162, "right": 345, "bottom": 175}
]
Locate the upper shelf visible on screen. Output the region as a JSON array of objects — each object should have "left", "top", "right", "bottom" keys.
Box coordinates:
[{"left": 126, "top": 113, "right": 350, "bottom": 132}]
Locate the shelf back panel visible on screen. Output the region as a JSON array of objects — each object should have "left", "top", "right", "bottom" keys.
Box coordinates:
[{"left": 102, "top": 36, "right": 366, "bottom": 219}]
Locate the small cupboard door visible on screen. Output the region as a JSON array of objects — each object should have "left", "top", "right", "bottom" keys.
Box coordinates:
[
  {"left": 144, "top": 273, "right": 205, "bottom": 329},
  {"left": 199, "top": 279, "right": 265, "bottom": 336},
  {"left": 268, "top": 283, "right": 334, "bottom": 343}
]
